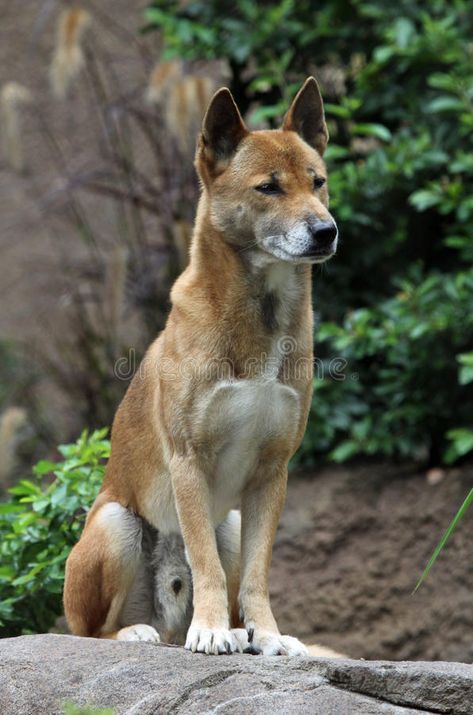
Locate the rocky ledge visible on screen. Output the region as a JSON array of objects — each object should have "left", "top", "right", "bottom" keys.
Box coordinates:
[{"left": 0, "top": 634, "right": 471, "bottom": 714}]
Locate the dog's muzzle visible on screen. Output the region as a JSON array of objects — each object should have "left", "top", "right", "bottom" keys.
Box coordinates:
[{"left": 302, "top": 219, "right": 338, "bottom": 259}]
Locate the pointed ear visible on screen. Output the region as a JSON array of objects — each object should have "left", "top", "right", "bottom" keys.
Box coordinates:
[
  {"left": 282, "top": 77, "right": 328, "bottom": 156},
  {"left": 199, "top": 88, "right": 248, "bottom": 171}
]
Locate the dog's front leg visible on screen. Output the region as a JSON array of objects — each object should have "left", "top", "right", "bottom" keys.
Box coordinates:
[
  {"left": 171, "top": 456, "right": 242, "bottom": 655},
  {"left": 239, "top": 462, "right": 308, "bottom": 656}
]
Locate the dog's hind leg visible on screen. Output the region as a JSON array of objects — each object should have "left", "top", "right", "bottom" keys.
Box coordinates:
[{"left": 63, "top": 496, "right": 159, "bottom": 642}]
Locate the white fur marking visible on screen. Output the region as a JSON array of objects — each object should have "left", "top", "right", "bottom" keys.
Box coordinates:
[
  {"left": 198, "top": 379, "right": 299, "bottom": 522},
  {"left": 260, "top": 218, "right": 338, "bottom": 264},
  {"left": 245, "top": 626, "right": 308, "bottom": 656},
  {"left": 116, "top": 624, "right": 161, "bottom": 643},
  {"left": 185, "top": 625, "right": 243, "bottom": 655},
  {"left": 97, "top": 502, "right": 142, "bottom": 556}
]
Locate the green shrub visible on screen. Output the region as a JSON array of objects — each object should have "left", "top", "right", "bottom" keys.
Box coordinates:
[
  {"left": 298, "top": 268, "right": 473, "bottom": 464},
  {"left": 0, "top": 430, "right": 108, "bottom": 637}
]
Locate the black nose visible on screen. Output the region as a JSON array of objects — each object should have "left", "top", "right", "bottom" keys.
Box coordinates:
[
  {"left": 172, "top": 578, "right": 182, "bottom": 595},
  {"left": 309, "top": 220, "right": 338, "bottom": 247}
]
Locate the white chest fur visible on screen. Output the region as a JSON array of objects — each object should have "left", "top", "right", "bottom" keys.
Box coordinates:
[{"left": 196, "top": 378, "right": 300, "bottom": 523}]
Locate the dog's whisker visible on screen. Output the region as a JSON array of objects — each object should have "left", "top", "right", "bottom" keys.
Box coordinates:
[
  {"left": 238, "top": 239, "right": 261, "bottom": 253},
  {"left": 239, "top": 236, "right": 286, "bottom": 254}
]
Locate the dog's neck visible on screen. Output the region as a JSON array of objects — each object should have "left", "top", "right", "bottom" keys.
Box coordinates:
[
  {"left": 190, "top": 197, "right": 310, "bottom": 323},
  {"left": 172, "top": 196, "right": 312, "bottom": 372}
]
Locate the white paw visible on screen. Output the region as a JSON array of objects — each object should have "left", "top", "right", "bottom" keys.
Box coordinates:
[
  {"left": 246, "top": 627, "right": 308, "bottom": 656},
  {"left": 231, "top": 628, "right": 250, "bottom": 652},
  {"left": 306, "top": 643, "right": 347, "bottom": 658},
  {"left": 278, "top": 635, "right": 309, "bottom": 656},
  {"left": 185, "top": 624, "right": 242, "bottom": 655},
  {"left": 116, "top": 624, "right": 161, "bottom": 643}
]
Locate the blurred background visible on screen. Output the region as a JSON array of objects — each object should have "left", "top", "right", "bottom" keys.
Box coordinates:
[{"left": 0, "top": 1, "right": 471, "bottom": 661}]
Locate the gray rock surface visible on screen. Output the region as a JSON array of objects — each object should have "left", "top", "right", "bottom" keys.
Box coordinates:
[{"left": 0, "top": 634, "right": 471, "bottom": 715}]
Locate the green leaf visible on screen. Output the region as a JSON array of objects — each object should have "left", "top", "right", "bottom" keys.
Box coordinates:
[
  {"left": 50, "top": 484, "right": 68, "bottom": 507},
  {"left": 63, "top": 702, "right": 116, "bottom": 715},
  {"left": 0, "top": 503, "right": 25, "bottom": 515},
  {"left": 373, "top": 46, "right": 393, "bottom": 63},
  {"left": 428, "top": 73, "right": 459, "bottom": 91},
  {"left": 459, "top": 365, "right": 473, "bottom": 386},
  {"left": 393, "top": 18, "right": 415, "bottom": 49},
  {"left": 250, "top": 104, "right": 285, "bottom": 124},
  {"left": 329, "top": 440, "right": 359, "bottom": 462},
  {"left": 444, "top": 429, "right": 473, "bottom": 463},
  {"left": 8, "top": 480, "right": 42, "bottom": 497},
  {"left": 143, "top": 7, "right": 167, "bottom": 25},
  {"left": 325, "top": 145, "right": 350, "bottom": 161},
  {"left": 457, "top": 352, "right": 473, "bottom": 385},
  {"left": 324, "top": 103, "right": 352, "bottom": 119},
  {"left": 32, "top": 499, "right": 50, "bottom": 513},
  {"left": 414, "top": 488, "right": 473, "bottom": 592},
  {"left": 427, "top": 97, "right": 465, "bottom": 113},
  {"left": 33, "top": 461, "right": 58, "bottom": 476},
  {"left": 353, "top": 123, "right": 392, "bottom": 141},
  {"left": 409, "top": 189, "right": 440, "bottom": 211}
]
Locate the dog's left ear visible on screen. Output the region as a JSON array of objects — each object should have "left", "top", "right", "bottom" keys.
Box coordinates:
[{"left": 283, "top": 77, "right": 328, "bottom": 156}]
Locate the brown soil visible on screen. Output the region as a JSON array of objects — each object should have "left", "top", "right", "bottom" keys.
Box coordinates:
[{"left": 270, "top": 462, "right": 473, "bottom": 662}]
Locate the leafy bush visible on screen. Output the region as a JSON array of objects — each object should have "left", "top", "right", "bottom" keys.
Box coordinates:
[
  {"left": 299, "top": 269, "right": 473, "bottom": 464},
  {"left": 145, "top": 0, "right": 473, "bottom": 464},
  {"left": 0, "top": 430, "right": 108, "bottom": 637}
]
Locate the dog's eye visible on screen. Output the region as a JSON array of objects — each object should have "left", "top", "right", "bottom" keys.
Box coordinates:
[
  {"left": 255, "top": 183, "right": 282, "bottom": 195},
  {"left": 313, "top": 177, "right": 326, "bottom": 190}
]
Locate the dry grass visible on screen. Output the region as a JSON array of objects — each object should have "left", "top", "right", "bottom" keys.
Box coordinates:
[{"left": 0, "top": 3, "right": 227, "bottom": 452}]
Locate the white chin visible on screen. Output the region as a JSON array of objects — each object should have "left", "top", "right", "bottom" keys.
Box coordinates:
[{"left": 261, "top": 246, "right": 334, "bottom": 265}]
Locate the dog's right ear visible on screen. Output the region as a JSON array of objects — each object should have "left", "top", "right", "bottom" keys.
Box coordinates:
[{"left": 197, "top": 88, "right": 248, "bottom": 180}]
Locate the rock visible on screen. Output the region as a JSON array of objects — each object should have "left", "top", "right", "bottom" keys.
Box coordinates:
[
  {"left": 0, "top": 635, "right": 472, "bottom": 714},
  {"left": 426, "top": 468, "right": 446, "bottom": 485}
]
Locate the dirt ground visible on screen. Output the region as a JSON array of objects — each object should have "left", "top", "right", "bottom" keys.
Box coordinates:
[{"left": 270, "top": 461, "right": 472, "bottom": 663}]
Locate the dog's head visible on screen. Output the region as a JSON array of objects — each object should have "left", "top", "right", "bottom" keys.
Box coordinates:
[{"left": 195, "top": 77, "right": 338, "bottom": 265}]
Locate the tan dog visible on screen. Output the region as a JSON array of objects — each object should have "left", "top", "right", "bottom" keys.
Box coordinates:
[{"left": 64, "top": 77, "right": 338, "bottom": 656}]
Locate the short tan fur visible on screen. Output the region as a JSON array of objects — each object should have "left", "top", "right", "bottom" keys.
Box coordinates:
[{"left": 64, "top": 78, "right": 338, "bottom": 656}]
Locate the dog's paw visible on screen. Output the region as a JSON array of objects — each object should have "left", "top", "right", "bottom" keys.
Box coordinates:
[
  {"left": 278, "top": 635, "right": 309, "bottom": 656},
  {"left": 230, "top": 628, "right": 250, "bottom": 652},
  {"left": 245, "top": 626, "right": 308, "bottom": 656},
  {"left": 116, "top": 624, "right": 161, "bottom": 643},
  {"left": 185, "top": 625, "right": 242, "bottom": 655}
]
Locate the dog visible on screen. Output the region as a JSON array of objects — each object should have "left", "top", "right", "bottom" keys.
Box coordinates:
[{"left": 63, "top": 77, "right": 338, "bottom": 656}]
